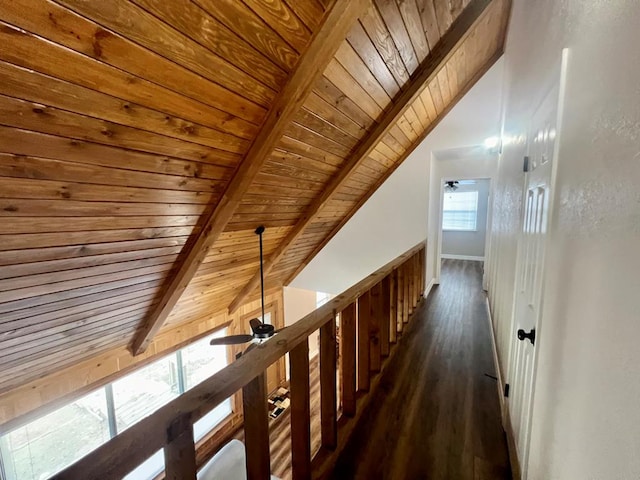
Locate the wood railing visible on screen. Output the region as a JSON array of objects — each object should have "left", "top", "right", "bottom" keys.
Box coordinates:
[{"left": 53, "top": 243, "right": 426, "bottom": 480}]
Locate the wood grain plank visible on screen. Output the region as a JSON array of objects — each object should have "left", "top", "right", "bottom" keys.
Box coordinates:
[
  {"left": 313, "top": 76, "right": 375, "bottom": 130},
  {"left": 415, "top": 0, "right": 442, "bottom": 49},
  {"left": 346, "top": 21, "right": 401, "bottom": 97},
  {"left": 4, "top": 0, "right": 270, "bottom": 116},
  {"left": 242, "top": 0, "right": 312, "bottom": 54},
  {"left": 334, "top": 41, "right": 392, "bottom": 111},
  {"left": 323, "top": 58, "right": 383, "bottom": 121},
  {"left": 283, "top": 0, "right": 324, "bottom": 31},
  {"left": 397, "top": 0, "right": 432, "bottom": 62},
  {"left": 0, "top": 61, "right": 249, "bottom": 158},
  {"left": 374, "top": 0, "right": 419, "bottom": 73},
  {"left": 0, "top": 23, "right": 259, "bottom": 137},
  {"left": 131, "top": 0, "right": 368, "bottom": 354},
  {"left": 130, "top": 0, "right": 287, "bottom": 89}
]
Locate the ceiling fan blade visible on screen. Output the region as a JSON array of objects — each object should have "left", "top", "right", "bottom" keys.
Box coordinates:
[
  {"left": 209, "top": 334, "right": 254, "bottom": 346},
  {"left": 249, "top": 317, "right": 263, "bottom": 333},
  {"left": 244, "top": 342, "right": 258, "bottom": 354}
]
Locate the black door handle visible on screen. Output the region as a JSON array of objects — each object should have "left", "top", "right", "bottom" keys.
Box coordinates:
[{"left": 517, "top": 328, "right": 535, "bottom": 345}]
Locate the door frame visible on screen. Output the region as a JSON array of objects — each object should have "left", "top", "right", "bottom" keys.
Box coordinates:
[
  {"left": 435, "top": 175, "right": 494, "bottom": 283},
  {"left": 504, "top": 48, "right": 570, "bottom": 479}
]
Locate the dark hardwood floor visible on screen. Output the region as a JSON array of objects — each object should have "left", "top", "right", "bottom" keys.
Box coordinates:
[{"left": 330, "top": 259, "right": 511, "bottom": 480}]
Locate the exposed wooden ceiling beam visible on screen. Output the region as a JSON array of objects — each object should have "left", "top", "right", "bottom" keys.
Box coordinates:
[
  {"left": 228, "top": 0, "right": 494, "bottom": 314},
  {"left": 131, "top": 0, "right": 368, "bottom": 356},
  {"left": 285, "top": 50, "right": 505, "bottom": 285}
]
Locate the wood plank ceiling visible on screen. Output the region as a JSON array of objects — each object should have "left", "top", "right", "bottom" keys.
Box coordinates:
[{"left": 0, "top": 0, "right": 510, "bottom": 393}]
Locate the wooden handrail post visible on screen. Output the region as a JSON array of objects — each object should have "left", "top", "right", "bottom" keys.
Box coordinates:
[
  {"left": 340, "top": 302, "right": 357, "bottom": 417},
  {"left": 369, "top": 284, "right": 381, "bottom": 373},
  {"left": 320, "top": 314, "right": 337, "bottom": 450},
  {"left": 380, "top": 275, "right": 391, "bottom": 357},
  {"left": 242, "top": 372, "right": 270, "bottom": 480},
  {"left": 357, "top": 291, "right": 370, "bottom": 392},
  {"left": 396, "top": 267, "right": 404, "bottom": 333},
  {"left": 290, "top": 340, "right": 311, "bottom": 480},
  {"left": 389, "top": 270, "right": 398, "bottom": 344},
  {"left": 164, "top": 414, "right": 197, "bottom": 480},
  {"left": 403, "top": 263, "right": 410, "bottom": 324}
]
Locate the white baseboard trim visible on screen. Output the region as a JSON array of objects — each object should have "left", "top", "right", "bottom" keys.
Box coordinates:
[
  {"left": 441, "top": 254, "right": 485, "bottom": 261},
  {"left": 484, "top": 298, "right": 505, "bottom": 418},
  {"left": 423, "top": 278, "right": 436, "bottom": 298}
]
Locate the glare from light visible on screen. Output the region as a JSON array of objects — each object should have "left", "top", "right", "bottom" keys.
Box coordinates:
[{"left": 484, "top": 136, "right": 500, "bottom": 149}]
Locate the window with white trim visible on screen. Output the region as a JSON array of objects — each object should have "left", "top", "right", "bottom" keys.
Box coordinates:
[
  {"left": 0, "top": 329, "right": 231, "bottom": 480},
  {"left": 442, "top": 191, "right": 479, "bottom": 231}
]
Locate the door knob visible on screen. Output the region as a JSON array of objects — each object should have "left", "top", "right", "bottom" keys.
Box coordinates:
[{"left": 517, "top": 328, "right": 536, "bottom": 345}]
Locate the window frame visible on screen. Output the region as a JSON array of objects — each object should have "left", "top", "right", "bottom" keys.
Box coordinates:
[
  {"left": 0, "top": 326, "right": 234, "bottom": 480},
  {"left": 442, "top": 190, "right": 480, "bottom": 232}
]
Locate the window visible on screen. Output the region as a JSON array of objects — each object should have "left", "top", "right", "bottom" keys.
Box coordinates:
[
  {"left": 0, "top": 390, "right": 110, "bottom": 480},
  {"left": 0, "top": 329, "right": 231, "bottom": 480},
  {"left": 442, "top": 191, "right": 479, "bottom": 231}
]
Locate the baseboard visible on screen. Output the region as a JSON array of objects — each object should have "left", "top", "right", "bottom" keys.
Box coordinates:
[
  {"left": 484, "top": 297, "right": 521, "bottom": 480},
  {"left": 441, "top": 254, "right": 484, "bottom": 261},
  {"left": 423, "top": 278, "right": 436, "bottom": 298}
]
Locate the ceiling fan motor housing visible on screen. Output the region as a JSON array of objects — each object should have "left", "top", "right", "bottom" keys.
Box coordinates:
[{"left": 253, "top": 322, "right": 275, "bottom": 338}]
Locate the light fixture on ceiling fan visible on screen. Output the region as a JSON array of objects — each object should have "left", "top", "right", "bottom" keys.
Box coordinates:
[{"left": 210, "top": 226, "right": 286, "bottom": 354}]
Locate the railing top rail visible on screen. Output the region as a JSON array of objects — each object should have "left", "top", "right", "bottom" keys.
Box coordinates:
[{"left": 54, "top": 241, "right": 425, "bottom": 479}]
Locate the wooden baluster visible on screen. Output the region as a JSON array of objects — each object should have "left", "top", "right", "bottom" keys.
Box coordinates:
[
  {"left": 415, "top": 253, "right": 421, "bottom": 305},
  {"left": 389, "top": 270, "right": 398, "bottom": 345},
  {"left": 320, "top": 315, "right": 337, "bottom": 450},
  {"left": 397, "top": 266, "right": 404, "bottom": 333},
  {"left": 164, "top": 414, "right": 196, "bottom": 480},
  {"left": 290, "top": 340, "right": 311, "bottom": 480},
  {"left": 403, "top": 263, "right": 410, "bottom": 324},
  {"left": 341, "top": 302, "right": 357, "bottom": 417},
  {"left": 409, "top": 257, "right": 415, "bottom": 312},
  {"left": 369, "top": 283, "right": 381, "bottom": 373},
  {"left": 357, "top": 292, "right": 370, "bottom": 392},
  {"left": 243, "top": 372, "right": 270, "bottom": 480},
  {"left": 380, "top": 275, "right": 391, "bottom": 358}
]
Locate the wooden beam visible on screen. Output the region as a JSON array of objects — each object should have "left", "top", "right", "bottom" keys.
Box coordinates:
[
  {"left": 130, "top": 0, "right": 368, "bottom": 354},
  {"left": 229, "top": 0, "right": 494, "bottom": 312},
  {"left": 285, "top": 48, "right": 504, "bottom": 286}
]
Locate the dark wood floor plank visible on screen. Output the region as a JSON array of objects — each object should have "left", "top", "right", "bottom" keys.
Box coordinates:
[{"left": 330, "top": 260, "right": 511, "bottom": 480}]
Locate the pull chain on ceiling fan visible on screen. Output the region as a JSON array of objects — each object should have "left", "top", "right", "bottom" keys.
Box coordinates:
[{"left": 210, "top": 226, "right": 285, "bottom": 352}]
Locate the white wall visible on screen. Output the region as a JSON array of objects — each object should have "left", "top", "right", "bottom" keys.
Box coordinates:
[
  {"left": 442, "top": 178, "right": 491, "bottom": 258},
  {"left": 291, "top": 59, "right": 505, "bottom": 295},
  {"left": 487, "top": 1, "right": 640, "bottom": 478},
  {"left": 283, "top": 286, "right": 319, "bottom": 360}
]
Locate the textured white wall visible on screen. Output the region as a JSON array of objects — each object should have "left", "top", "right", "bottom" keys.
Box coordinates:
[
  {"left": 487, "top": 1, "right": 640, "bottom": 478},
  {"left": 291, "top": 59, "right": 505, "bottom": 295}
]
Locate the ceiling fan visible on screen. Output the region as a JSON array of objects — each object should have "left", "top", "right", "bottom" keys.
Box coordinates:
[{"left": 210, "top": 226, "right": 284, "bottom": 353}]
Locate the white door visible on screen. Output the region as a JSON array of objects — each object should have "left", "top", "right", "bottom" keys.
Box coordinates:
[{"left": 507, "top": 50, "right": 568, "bottom": 478}]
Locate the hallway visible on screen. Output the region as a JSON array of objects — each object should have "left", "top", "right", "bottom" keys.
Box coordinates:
[{"left": 331, "top": 260, "right": 511, "bottom": 479}]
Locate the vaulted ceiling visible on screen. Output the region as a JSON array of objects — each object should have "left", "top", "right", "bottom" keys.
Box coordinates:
[{"left": 0, "top": 0, "right": 510, "bottom": 393}]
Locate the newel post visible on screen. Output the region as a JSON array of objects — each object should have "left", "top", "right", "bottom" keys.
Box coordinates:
[{"left": 164, "top": 414, "right": 197, "bottom": 480}]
